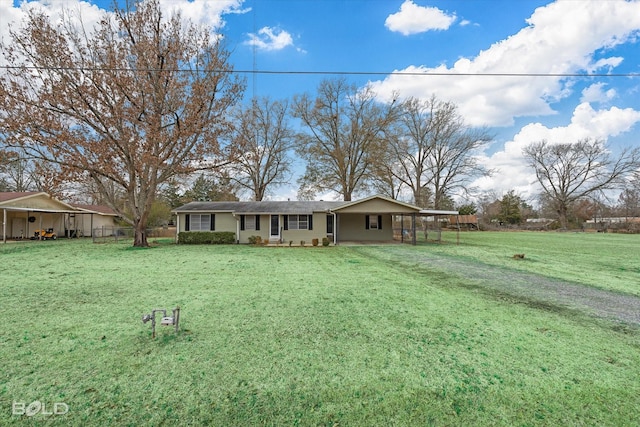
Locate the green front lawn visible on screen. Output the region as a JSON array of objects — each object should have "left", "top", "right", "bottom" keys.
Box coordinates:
[
  {"left": 423, "top": 230, "right": 640, "bottom": 296},
  {"left": 1, "top": 237, "right": 639, "bottom": 425}
]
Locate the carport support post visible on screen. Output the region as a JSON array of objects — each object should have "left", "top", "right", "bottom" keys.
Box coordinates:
[
  {"left": 2, "top": 208, "right": 6, "bottom": 243},
  {"left": 175, "top": 214, "right": 180, "bottom": 243},
  {"left": 412, "top": 213, "right": 416, "bottom": 245}
]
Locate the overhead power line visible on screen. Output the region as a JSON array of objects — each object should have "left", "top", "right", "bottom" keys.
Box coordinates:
[
  {"left": 0, "top": 65, "right": 639, "bottom": 78},
  {"left": 239, "top": 70, "right": 640, "bottom": 78}
]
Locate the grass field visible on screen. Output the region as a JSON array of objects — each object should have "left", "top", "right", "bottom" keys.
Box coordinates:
[
  {"left": 426, "top": 230, "right": 640, "bottom": 296},
  {"left": 1, "top": 233, "right": 640, "bottom": 426}
]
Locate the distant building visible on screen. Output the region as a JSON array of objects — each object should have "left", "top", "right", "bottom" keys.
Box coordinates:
[{"left": 1, "top": 192, "right": 118, "bottom": 242}]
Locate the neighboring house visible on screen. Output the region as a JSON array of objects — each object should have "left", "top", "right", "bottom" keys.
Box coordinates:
[
  {"left": 68, "top": 203, "right": 120, "bottom": 237},
  {"left": 0, "top": 192, "right": 118, "bottom": 242},
  {"left": 172, "top": 195, "right": 453, "bottom": 245}
]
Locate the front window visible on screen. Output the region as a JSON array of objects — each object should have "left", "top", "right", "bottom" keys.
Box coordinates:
[
  {"left": 245, "top": 215, "right": 256, "bottom": 230},
  {"left": 288, "top": 215, "right": 309, "bottom": 230},
  {"left": 190, "top": 214, "right": 211, "bottom": 231},
  {"left": 368, "top": 215, "right": 379, "bottom": 229}
]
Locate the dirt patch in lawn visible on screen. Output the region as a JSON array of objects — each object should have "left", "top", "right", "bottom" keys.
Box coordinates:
[{"left": 352, "top": 246, "right": 640, "bottom": 327}]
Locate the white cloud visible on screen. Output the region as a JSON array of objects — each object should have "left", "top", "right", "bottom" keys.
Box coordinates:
[
  {"left": 580, "top": 83, "right": 616, "bottom": 104},
  {"left": 0, "top": 1, "right": 104, "bottom": 34},
  {"left": 385, "top": 0, "right": 456, "bottom": 35},
  {"left": 371, "top": 1, "right": 640, "bottom": 127},
  {"left": 245, "top": 26, "right": 295, "bottom": 51},
  {"left": 159, "top": 0, "right": 246, "bottom": 29},
  {"left": 473, "top": 103, "right": 640, "bottom": 199},
  {"left": 0, "top": 0, "right": 105, "bottom": 67},
  {"left": 589, "top": 56, "right": 624, "bottom": 72},
  {"left": 0, "top": 0, "right": 245, "bottom": 47}
]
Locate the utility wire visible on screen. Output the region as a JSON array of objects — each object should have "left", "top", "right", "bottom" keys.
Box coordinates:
[{"left": 0, "top": 65, "right": 638, "bottom": 78}]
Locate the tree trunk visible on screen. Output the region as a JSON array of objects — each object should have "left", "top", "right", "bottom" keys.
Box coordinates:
[
  {"left": 557, "top": 204, "right": 569, "bottom": 229},
  {"left": 133, "top": 219, "right": 149, "bottom": 247}
]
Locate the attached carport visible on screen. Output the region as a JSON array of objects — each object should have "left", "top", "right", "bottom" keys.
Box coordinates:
[{"left": 329, "top": 195, "right": 423, "bottom": 245}]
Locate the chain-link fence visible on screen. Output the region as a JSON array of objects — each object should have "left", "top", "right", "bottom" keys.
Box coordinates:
[{"left": 92, "top": 226, "right": 176, "bottom": 243}]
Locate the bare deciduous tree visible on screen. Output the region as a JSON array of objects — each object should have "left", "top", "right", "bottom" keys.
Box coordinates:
[
  {"left": 367, "top": 155, "right": 407, "bottom": 201},
  {"left": 423, "top": 107, "right": 492, "bottom": 210},
  {"left": 0, "top": 150, "right": 38, "bottom": 192},
  {"left": 372, "top": 96, "right": 492, "bottom": 208},
  {"left": 292, "top": 78, "right": 399, "bottom": 201},
  {"left": 0, "top": 0, "right": 244, "bottom": 246},
  {"left": 523, "top": 138, "right": 640, "bottom": 228},
  {"left": 228, "top": 97, "right": 295, "bottom": 201},
  {"left": 618, "top": 186, "right": 639, "bottom": 219}
]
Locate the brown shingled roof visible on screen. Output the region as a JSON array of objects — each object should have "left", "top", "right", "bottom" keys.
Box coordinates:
[
  {"left": 0, "top": 192, "right": 43, "bottom": 202},
  {"left": 71, "top": 204, "right": 118, "bottom": 216}
]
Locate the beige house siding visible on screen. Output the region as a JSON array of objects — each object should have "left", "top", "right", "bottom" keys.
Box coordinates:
[
  {"left": 333, "top": 198, "right": 418, "bottom": 214},
  {"left": 280, "top": 212, "right": 329, "bottom": 244},
  {"left": 9, "top": 216, "right": 26, "bottom": 238},
  {"left": 177, "top": 211, "right": 334, "bottom": 244},
  {"left": 3, "top": 194, "right": 66, "bottom": 210},
  {"left": 238, "top": 214, "right": 266, "bottom": 243},
  {"left": 337, "top": 213, "right": 393, "bottom": 241},
  {"left": 177, "top": 212, "right": 236, "bottom": 232},
  {"left": 217, "top": 212, "right": 238, "bottom": 235},
  {"left": 72, "top": 214, "right": 118, "bottom": 237}
]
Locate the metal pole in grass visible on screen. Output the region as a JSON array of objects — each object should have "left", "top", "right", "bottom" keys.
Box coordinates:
[{"left": 142, "top": 307, "right": 181, "bottom": 338}]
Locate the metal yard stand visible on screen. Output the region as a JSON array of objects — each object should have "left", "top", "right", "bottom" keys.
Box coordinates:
[{"left": 142, "top": 307, "right": 181, "bottom": 338}]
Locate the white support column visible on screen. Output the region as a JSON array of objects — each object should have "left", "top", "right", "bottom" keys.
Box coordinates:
[
  {"left": 236, "top": 215, "right": 240, "bottom": 244},
  {"left": 412, "top": 213, "right": 416, "bottom": 245},
  {"left": 3, "top": 208, "right": 6, "bottom": 244}
]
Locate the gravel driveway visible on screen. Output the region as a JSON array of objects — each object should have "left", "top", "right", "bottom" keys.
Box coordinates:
[{"left": 355, "top": 246, "right": 640, "bottom": 326}]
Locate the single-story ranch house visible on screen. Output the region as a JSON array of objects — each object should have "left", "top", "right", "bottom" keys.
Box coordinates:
[
  {"left": 173, "top": 195, "right": 458, "bottom": 245},
  {"left": 1, "top": 192, "right": 118, "bottom": 242}
]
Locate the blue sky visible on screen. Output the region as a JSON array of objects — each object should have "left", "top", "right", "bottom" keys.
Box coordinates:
[{"left": 3, "top": 0, "right": 640, "bottom": 204}]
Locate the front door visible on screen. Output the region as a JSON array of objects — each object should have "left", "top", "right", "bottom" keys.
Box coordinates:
[{"left": 270, "top": 215, "right": 280, "bottom": 240}]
